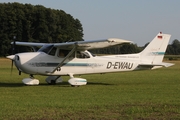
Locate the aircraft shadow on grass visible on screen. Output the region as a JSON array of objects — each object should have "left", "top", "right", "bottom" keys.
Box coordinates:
[
  {"left": 37, "top": 82, "right": 114, "bottom": 87},
  {"left": 0, "top": 82, "right": 24, "bottom": 87},
  {"left": 0, "top": 81, "right": 114, "bottom": 87}
]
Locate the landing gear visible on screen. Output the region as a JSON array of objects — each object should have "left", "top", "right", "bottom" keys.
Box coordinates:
[
  {"left": 68, "top": 73, "right": 87, "bottom": 87},
  {"left": 71, "top": 85, "right": 80, "bottom": 87},
  {"left": 30, "top": 74, "right": 34, "bottom": 78},
  {"left": 45, "top": 76, "right": 63, "bottom": 85},
  {"left": 22, "top": 75, "right": 39, "bottom": 85},
  {"left": 50, "top": 80, "right": 56, "bottom": 85}
]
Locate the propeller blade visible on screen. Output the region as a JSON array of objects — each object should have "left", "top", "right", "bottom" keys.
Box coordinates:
[
  {"left": 10, "top": 60, "right": 13, "bottom": 75},
  {"left": 12, "top": 36, "right": 16, "bottom": 55},
  {"left": 10, "top": 36, "right": 16, "bottom": 75},
  {"left": 19, "top": 71, "right": 21, "bottom": 75}
]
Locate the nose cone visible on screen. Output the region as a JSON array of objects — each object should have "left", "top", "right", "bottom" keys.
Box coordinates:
[{"left": 6, "top": 55, "right": 15, "bottom": 60}]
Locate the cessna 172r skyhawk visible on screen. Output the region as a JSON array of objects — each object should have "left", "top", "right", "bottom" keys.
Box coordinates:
[{"left": 7, "top": 32, "right": 173, "bottom": 86}]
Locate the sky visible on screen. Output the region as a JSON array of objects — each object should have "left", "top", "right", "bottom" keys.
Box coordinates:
[{"left": 0, "top": 0, "right": 180, "bottom": 46}]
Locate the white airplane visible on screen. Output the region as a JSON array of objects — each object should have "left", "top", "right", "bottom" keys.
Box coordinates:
[{"left": 7, "top": 32, "right": 174, "bottom": 86}]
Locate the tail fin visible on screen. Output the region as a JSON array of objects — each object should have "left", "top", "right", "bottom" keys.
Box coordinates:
[{"left": 140, "top": 32, "right": 171, "bottom": 64}]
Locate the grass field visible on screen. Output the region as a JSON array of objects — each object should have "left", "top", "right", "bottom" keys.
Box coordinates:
[{"left": 0, "top": 58, "right": 180, "bottom": 119}]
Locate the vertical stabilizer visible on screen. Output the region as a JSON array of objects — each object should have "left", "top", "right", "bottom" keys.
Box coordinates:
[{"left": 140, "top": 32, "right": 171, "bottom": 64}]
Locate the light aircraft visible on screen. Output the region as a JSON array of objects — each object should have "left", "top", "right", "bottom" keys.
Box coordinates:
[{"left": 7, "top": 32, "right": 174, "bottom": 86}]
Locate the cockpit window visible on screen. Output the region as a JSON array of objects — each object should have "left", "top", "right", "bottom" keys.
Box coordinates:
[
  {"left": 48, "top": 47, "right": 57, "bottom": 56},
  {"left": 58, "top": 49, "right": 71, "bottom": 58},
  {"left": 38, "top": 44, "right": 54, "bottom": 54},
  {"left": 76, "top": 51, "right": 90, "bottom": 58}
]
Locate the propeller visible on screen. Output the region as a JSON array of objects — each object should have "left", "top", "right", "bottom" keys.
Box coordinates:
[
  {"left": 19, "top": 71, "right": 21, "bottom": 75},
  {"left": 10, "top": 36, "right": 16, "bottom": 75},
  {"left": 10, "top": 60, "right": 14, "bottom": 75},
  {"left": 12, "top": 36, "right": 16, "bottom": 54}
]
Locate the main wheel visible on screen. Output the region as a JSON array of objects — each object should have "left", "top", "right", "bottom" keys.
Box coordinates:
[
  {"left": 48, "top": 80, "right": 56, "bottom": 85},
  {"left": 71, "top": 85, "right": 79, "bottom": 87}
]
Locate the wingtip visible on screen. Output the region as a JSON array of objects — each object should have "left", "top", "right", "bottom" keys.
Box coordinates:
[{"left": 108, "top": 38, "right": 132, "bottom": 43}]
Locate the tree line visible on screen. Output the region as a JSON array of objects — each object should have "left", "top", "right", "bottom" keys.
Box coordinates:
[
  {"left": 91, "top": 39, "right": 180, "bottom": 55},
  {"left": 0, "top": 2, "right": 83, "bottom": 56},
  {"left": 0, "top": 3, "right": 180, "bottom": 57}
]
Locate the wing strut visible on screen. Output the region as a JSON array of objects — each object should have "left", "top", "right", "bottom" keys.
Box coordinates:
[{"left": 50, "top": 44, "right": 77, "bottom": 73}]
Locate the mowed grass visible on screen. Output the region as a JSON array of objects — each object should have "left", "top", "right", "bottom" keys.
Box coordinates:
[{"left": 0, "top": 58, "right": 180, "bottom": 119}]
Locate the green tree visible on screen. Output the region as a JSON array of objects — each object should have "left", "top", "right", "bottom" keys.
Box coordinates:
[
  {"left": 0, "top": 2, "right": 83, "bottom": 56},
  {"left": 166, "top": 39, "right": 180, "bottom": 55}
]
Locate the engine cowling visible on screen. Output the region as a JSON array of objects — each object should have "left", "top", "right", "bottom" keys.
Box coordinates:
[{"left": 68, "top": 78, "right": 87, "bottom": 86}]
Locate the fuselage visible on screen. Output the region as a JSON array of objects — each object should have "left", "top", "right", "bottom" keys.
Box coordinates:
[{"left": 13, "top": 51, "right": 142, "bottom": 76}]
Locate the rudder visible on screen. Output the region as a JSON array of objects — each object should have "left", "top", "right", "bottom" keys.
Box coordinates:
[{"left": 140, "top": 32, "right": 171, "bottom": 64}]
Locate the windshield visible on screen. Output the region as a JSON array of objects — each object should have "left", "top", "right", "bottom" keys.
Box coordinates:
[{"left": 38, "top": 44, "right": 54, "bottom": 54}]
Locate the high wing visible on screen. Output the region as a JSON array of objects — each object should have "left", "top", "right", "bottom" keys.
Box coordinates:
[
  {"left": 12, "top": 42, "right": 46, "bottom": 47},
  {"left": 13, "top": 38, "right": 132, "bottom": 50},
  {"left": 54, "top": 38, "right": 132, "bottom": 50}
]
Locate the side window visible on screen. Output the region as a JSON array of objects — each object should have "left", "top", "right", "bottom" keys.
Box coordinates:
[
  {"left": 58, "top": 49, "right": 65, "bottom": 58},
  {"left": 48, "top": 47, "right": 57, "bottom": 56},
  {"left": 58, "top": 49, "right": 71, "bottom": 58},
  {"left": 76, "top": 51, "right": 90, "bottom": 59}
]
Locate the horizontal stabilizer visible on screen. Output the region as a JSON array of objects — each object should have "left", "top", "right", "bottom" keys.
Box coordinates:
[
  {"left": 161, "top": 62, "right": 174, "bottom": 67},
  {"left": 138, "top": 62, "right": 174, "bottom": 68}
]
